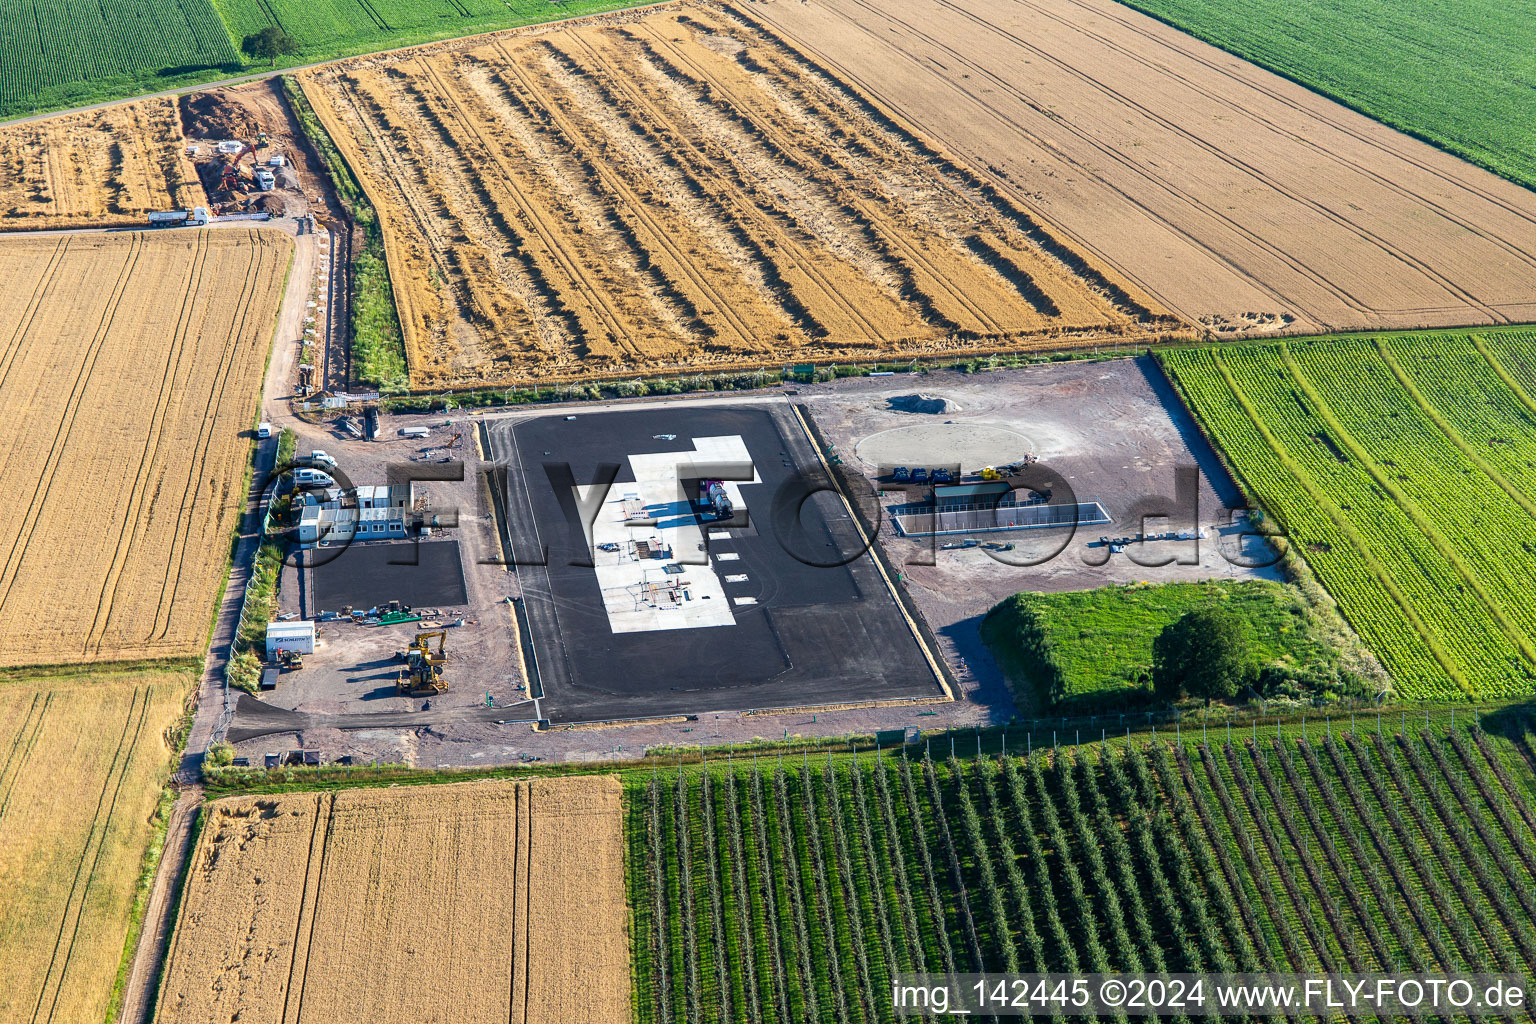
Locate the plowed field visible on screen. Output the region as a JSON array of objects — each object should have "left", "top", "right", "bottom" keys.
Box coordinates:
[
  {"left": 0, "top": 229, "right": 293, "bottom": 666},
  {"left": 0, "top": 672, "right": 188, "bottom": 1024},
  {"left": 0, "top": 98, "right": 200, "bottom": 228},
  {"left": 745, "top": 0, "right": 1536, "bottom": 337},
  {"left": 299, "top": 4, "right": 1174, "bottom": 388},
  {"left": 155, "top": 777, "right": 628, "bottom": 1024}
]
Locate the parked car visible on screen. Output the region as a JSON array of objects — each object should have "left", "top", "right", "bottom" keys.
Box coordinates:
[{"left": 293, "top": 468, "right": 335, "bottom": 489}]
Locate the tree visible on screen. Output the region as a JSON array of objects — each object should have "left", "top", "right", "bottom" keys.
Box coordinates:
[
  {"left": 242, "top": 26, "right": 298, "bottom": 67},
  {"left": 1152, "top": 606, "right": 1254, "bottom": 704}
]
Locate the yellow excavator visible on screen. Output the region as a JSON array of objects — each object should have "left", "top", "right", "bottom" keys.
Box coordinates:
[{"left": 397, "top": 630, "right": 448, "bottom": 696}]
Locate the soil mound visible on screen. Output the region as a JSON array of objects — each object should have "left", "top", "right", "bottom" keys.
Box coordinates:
[
  {"left": 179, "top": 90, "right": 247, "bottom": 140},
  {"left": 887, "top": 393, "right": 957, "bottom": 414}
]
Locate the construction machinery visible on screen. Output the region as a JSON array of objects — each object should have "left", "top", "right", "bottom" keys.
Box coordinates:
[
  {"left": 700, "top": 480, "right": 734, "bottom": 520},
  {"left": 397, "top": 630, "right": 447, "bottom": 696},
  {"left": 218, "top": 141, "right": 259, "bottom": 195}
]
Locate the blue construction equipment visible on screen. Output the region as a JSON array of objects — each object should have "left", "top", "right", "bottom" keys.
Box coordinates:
[{"left": 701, "top": 480, "right": 734, "bottom": 520}]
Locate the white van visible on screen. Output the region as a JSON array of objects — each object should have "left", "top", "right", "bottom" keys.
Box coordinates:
[
  {"left": 257, "top": 422, "right": 273, "bottom": 438},
  {"left": 293, "top": 468, "right": 335, "bottom": 489},
  {"left": 309, "top": 450, "right": 338, "bottom": 469}
]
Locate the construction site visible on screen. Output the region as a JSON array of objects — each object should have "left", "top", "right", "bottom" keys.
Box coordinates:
[
  {"left": 218, "top": 415, "right": 528, "bottom": 763},
  {"left": 798, "top": 360, "right": 1287, "bottom": 712},
  {"left": 217, "top": 355, "right": 1280, "bottom": 761},
  {"left": 488, "top": 402, "right": 949, "bottom": 723},
  {"left": 217, "top": 394, "right": 990, "bottom": 767}
]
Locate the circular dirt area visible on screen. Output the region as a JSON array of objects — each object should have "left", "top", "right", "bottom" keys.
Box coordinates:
[{"left": 854, "top": 423, "right": 1034, "bottom": 472}]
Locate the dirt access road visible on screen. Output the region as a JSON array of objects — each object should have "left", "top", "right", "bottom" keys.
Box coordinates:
[
  {"left": 118, "top": 215, "right": 322, "bottom": 1024},
  {"left": 744, "top": 0, "right": 1536, "bottom": 337}
]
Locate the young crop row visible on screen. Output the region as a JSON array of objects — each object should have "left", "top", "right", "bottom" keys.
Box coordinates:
[
  {"left": 1161, "top": 332, "right": 1536, "bottom": 700},
  {"left": 627, "top": 727, "right": 1536, "bottom": 1021},
  {"left": 1, "top": 0, "right": 237, "bottom": 115}
]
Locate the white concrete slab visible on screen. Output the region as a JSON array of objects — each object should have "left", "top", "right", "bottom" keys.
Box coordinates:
[{"left": 577, "top": 436, "right": 761, "bottom": 634}]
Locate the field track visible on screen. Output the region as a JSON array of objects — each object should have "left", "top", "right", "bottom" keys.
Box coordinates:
[
  {"left": 745, "top": 0, "right": 1536, "bottom": 337},
  {"left": 299, "top": 2, "right": 1175, "bottom": 388},
  {"left": 0, "top": 98, "right": 200, "bottom": 229},
  {"left": 0, "top": 229, "right": 292, "bottom": 667},
  {"left": 155, "top": 777, "right": 628, "bottom": 1023},
  {"left": 0, "top": 673, "right": 186, "bottom": 1024}
]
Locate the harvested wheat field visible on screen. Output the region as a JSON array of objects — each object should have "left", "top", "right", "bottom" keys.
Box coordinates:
[
  {"left": 0, "top": 98, "right": 200, "bottom": 228},
  {"left": 745, "top": 0, "right": 1536, "bottom": 336},
  {"left": 156, "top": 777, "right": 628, "bottom": 1024},
  {"left": 0, "top": 671, "right": 188, "bottom": 1024},
  {"left": 0, "top": 229, "right": 292, "bottom": 666},
  {"left": 299, "top": 4, "right": 1175, "bottom": 387}
]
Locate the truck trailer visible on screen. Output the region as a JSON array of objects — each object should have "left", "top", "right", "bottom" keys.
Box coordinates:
[{"left": 147, "top": 207, "right": 209, "bottom": 228}]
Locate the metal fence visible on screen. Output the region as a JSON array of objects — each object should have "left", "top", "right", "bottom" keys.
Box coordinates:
[
  {"left": 210, "top": 490, "right": 279, "bottom": 750},
  {"left": 892, "top": 499, "right": 1112, "bottom": 537}
]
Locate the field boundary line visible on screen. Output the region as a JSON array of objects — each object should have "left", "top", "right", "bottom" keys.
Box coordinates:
[
  {"left": 0, "top": 1, "right": 683, "bottom": 131},
  {"left": 1044, "top": 0, "right": 1536, "bottom": 260},
  {"left": 723, "top": 1, "right": 1228, "bottom": 327},
  {"left": 851, "top": 0, "right": 1380, "bottom": 321},
  {"left": 995, "top": 0, "right": 1536, "bottom": 311}
]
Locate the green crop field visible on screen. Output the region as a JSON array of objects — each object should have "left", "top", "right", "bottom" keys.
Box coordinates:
[
  {"left": 0, "top": 0, "right": 239, "bottom": 117},
  {"left": 0, "top": 0, "right": 653, "bottom": 121},
  {"left": 1114, "top": 0, "right": 1536, "bottom": 192},
  {"left": 980, "top": 580, "right": 1373, "bottom": 713},
  {"left": 628, "top": 722, "right": 1536, "bottom": 1022},
  {"left": 211, "top": 0, "right": 652, "bottom": 67},
  {"left": 1161, "top": 330, "right": 1536, "bottom": 703}
]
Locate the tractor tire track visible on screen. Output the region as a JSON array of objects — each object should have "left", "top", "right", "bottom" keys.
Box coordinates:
[
  {"left": 27, "top": 686, "right": 144, "bottom": 1024},
  {"left": 0, "top": 232, "right": 143, "bottom": 627},
  {"left": 152, "top": 229, "right": 272, "bottom": 643},
  {"left": 84, "top": 230, "right": 211, "bottom": 653}
]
